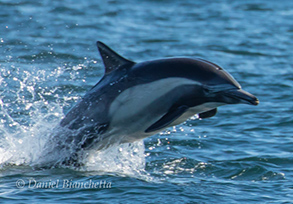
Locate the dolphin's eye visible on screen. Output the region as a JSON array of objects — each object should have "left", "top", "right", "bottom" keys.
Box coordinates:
[{"left": 203, "top": 87, "right": 211, "bottom": 94}]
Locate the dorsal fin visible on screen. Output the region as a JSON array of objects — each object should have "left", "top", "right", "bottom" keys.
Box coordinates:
[{"left": 96, "top": 41, "right": 135, "bottom": 74}]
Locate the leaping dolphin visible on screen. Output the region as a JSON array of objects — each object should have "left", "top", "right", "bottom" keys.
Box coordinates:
[{"left": 56, "top": 41, "right": 258, "bottom": 155}]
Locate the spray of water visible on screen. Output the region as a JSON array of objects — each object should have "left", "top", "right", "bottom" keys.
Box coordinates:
[{"left": 0, "top": 63, "right": 147, "bottom": 177}]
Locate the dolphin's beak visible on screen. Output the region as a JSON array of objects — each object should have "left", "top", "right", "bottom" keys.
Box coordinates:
[{"left": 222, "top": 89, "right": 259, "bottom": 105}]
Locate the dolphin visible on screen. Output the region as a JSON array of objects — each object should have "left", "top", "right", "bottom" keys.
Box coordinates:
[{"left": 57, "top": 41, "right": 259, "bottom": 154}]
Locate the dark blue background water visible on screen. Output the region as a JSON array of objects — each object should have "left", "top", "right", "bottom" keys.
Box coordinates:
[{"left": 0, "top": 0, "right": 292, "bottom": 203}]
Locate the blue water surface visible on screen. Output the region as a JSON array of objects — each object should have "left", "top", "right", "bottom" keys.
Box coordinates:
[{"left": 0, "top": 0, "right": 292, "bottom": 203}]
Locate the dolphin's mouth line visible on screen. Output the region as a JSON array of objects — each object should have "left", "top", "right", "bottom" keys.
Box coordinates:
[{"left": 222, "top": 89, "right": 259, "bottom": 105}]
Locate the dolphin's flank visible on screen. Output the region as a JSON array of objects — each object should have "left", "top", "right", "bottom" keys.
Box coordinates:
[{"left": 56, "top": 41, "right": 258, "bottom": 160}]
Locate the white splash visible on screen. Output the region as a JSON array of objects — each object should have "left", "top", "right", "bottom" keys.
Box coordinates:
[
  {"left": 0, "top": 64, "right": 147, "bottom": 177},
  {"left": 81, "top": 141, "right": 146, "bottom": 177}
]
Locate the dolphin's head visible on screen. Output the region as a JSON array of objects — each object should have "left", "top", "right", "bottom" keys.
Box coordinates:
[{"left": 195, "top": 59, "right": 259, "bottom": 106}]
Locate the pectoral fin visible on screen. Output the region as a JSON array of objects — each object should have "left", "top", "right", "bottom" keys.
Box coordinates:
[
  {"left": 145, "top": 106, "right": 188, "bottom": 133},
  {"left": 198, "top": 108, "right": 217, "bottom": 119}
]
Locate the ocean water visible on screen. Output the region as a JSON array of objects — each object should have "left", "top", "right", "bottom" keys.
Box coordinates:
[{"left": 0, "top": 0, "right": 292, "bottom": 203}]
